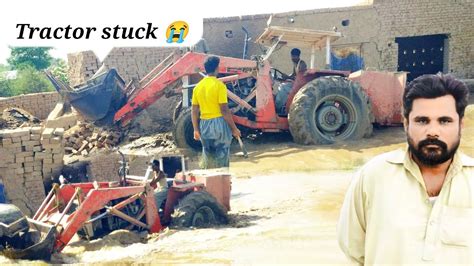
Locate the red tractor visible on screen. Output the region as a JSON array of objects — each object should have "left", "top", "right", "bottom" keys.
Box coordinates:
[
  {"left": 0, "top": 152, "right": 230, "bottom": 260},
  {"left": 47, "top": 26, "right": 406, "bottom": 151}
]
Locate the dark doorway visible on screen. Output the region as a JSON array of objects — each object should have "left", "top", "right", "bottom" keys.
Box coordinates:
[{"left": 395, "top": 34, "right": 447, "bottom": 81}]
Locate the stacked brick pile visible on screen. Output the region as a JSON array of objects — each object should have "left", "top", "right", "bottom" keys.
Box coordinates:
[
  {"left": 101, "top": 47, "right": 178, "bottom": 83},
  {"left": 0, "top": 127, "right": 64, "bottom": 216},
  {"left": 86, "top": 151, "right": 122, "bottom": 182},
  {"left": 63, "top": 123, "right": 121, "bottom": 156},
  {"left": 67, "top": 50, "right": 100, "bottom": 87}
]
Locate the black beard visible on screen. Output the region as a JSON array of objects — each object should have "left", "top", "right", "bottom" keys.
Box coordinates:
[{"left": 407, "top": 136, "right": 460, "bottom": 167}]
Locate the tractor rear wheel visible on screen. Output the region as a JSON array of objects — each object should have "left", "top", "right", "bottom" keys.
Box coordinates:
[
  {"left": 288, "top": 76, "right": 373, "bottom": 145},
  {"left": 171, "top": 191, "right": 228, "bottom": 228},
  {"left": 173, "top": 108, "right": 202, "bottom": 151}
]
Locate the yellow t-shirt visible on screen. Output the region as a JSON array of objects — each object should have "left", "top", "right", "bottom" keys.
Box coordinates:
[{"left": 191, "top": 76, "right": 228, "bottom": 120}]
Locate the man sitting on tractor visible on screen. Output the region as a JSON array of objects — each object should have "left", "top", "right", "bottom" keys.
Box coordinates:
[
  {"left": 287, "top": 48, "right": 307, "bottom": 80},
  {"left": 191, "top": 56, "right": 241, "bottom": 168},
  {"left": 151, "top": 159, "right": 168, "bottom": 209},
  {"left": 275, "top": 48, "right": 308, "bottom": 114}
]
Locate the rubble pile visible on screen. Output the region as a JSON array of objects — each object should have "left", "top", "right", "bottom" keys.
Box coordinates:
[
  {"left": 63, "top": 122, "right": 122, "bottom": 156},
  {"left": 0, "top": 107, "right": 41, "bottom": 129},
  {"left": 121, "top": 132, "right": 176, "bottom": 153}
]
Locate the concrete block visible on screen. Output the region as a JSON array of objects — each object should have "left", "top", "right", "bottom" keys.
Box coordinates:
[
  {"left": 30, "top": 134, "right": 41, "bottom": 141},
  {"left": 9, "top": 128, "right": 31, "bottom": 138},
  {"left": 53, "top": 128, "right": 64, "bottom": 136},
  {"left": 50, "top": 137, "right": 62, "bottom": 145},
  {"left": 2, "top": 138, "right": 12, "bottom": 145},
  {"left": 42, "top": 128, "right": 54, "bottom": 139},
  {"left": 16, "top": 152, "right": 34, "bottom": 158},
  {"left": 33, "top": 146, "right": 42, "bottom": 152},
  {"left": 31, "top": 127, "right": 42, "bottom": 134}
]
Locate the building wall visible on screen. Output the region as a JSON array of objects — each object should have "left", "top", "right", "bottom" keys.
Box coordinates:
[
  {"left": 203, "top": 0, "right": 473, "bottom": 78},
  {"left": 373, "top": 0, "right": 474, "bottom": 78},
  {"left": 0, "top": 92, "right": 60, "bottom": 120}
]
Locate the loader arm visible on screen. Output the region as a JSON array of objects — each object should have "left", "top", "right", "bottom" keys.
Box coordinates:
[{"left": 114, "top": 52, "right": 257, "bottom": 126}]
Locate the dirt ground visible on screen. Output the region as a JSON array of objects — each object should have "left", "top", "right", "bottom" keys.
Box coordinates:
[{"left": 1, "top": 105, "right": 473, "bottom": 265}]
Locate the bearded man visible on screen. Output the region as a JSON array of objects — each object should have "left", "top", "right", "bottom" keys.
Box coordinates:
[{"left": 337, "top": 73, "right": 473, "bottom": 264}]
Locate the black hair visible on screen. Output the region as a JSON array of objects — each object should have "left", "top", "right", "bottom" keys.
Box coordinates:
[
  {"left": 204, "top": 56, "right": 220, "bottom": 74},
  {"left": 291, "top": 48, "right": 301, "bottom": 56},
  {"left": 152, "top": 159, "right": 160, "bottom": 167},
  {"left": 403, "top": 73, "right": 469, "bottom": 119}
]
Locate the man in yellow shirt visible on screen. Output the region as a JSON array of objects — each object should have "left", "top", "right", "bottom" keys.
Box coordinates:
[
  {"left": 338, "top": 74, "right": 473, "bottom": 264},
  {"left": 191, "top": 56, "right": 241, "bottom": 168}
]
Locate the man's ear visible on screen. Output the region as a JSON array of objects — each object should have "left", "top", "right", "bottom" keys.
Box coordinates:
[
  {"left": 403, "top": 118, "right": 408, "bottom": 132},
  {"left": 460, "top": 117, "right": 465, "bottom": 130}
]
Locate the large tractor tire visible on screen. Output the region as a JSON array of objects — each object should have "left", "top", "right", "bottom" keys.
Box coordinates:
[
  {"left": 171, "top": 191, "right": 228, "bottom": 228},
  {"left": 288, "top": 76, "right": 373, "bottom": 145},
  {"left": 0, "top": 204, "right": 29, "bottom": 238},
  {"left": 173, "top": 108, "right": 202, "bottom": 151}
]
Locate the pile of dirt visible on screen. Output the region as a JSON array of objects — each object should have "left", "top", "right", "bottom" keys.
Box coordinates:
[
  {"left": 0, "top": 107, "right": 41, "bottom": 129},
  {"left": 63, "top": 122, "right": 122, "bottom": 156}
]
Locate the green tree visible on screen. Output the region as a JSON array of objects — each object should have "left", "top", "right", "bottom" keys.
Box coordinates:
[
  {"left": 49, "top": 58, "right": 69, "bottom": 84},
  {"left": 0, "top": 79, "right": 13, "bottom": 97},
  {"left": 9, "top": 65, "right": 54, "bottom": 95},
  {"left": 7, "top": 47, "right": 53, "bottom": 70}
]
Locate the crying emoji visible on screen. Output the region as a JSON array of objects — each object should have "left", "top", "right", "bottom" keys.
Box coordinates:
[{"left": 166, "top": 21, "right": 189, "bottom": 43}]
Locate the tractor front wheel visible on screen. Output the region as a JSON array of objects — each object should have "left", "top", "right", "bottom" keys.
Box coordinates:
[
  {"left": 288, "top": 76, "right": 373, "bottom": 145},
  {"left": 171, "top": 191, "right": 228, "bottom": 228}
]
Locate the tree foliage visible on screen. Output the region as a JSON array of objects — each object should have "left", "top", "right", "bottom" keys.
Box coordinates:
[
  {"left": 0, "top": 66, "right": 54, "bottom": 97},
  {"left": 49, "top": 58, "right": 69, "bottom": 84},
  {"left": 7, "top": 47, "right": 53, "bottom": 70}
]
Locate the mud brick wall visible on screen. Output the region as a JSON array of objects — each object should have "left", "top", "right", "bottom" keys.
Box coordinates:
[
  {"left": 203, "top": 0, "right": 473, "bottom": 79},
  {"left": 67, "top": 50, "right": 101, "bottom": 87},
  {"left": 373, "top": 0, "right": 474, "bottom": 78},
  {"left": 0, "top": 127, "right": 64, "bottom": 216},
  {"left": 0, "top": 92, "right": 60, "bottom": 119}
]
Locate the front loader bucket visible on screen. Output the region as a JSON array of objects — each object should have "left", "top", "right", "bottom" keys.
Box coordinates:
[
  {"left": 45, "top": 69, "right": 127, "bottom": 125},
  {"left": 1, "top": 219, "right": 57, "bottom": 261}
]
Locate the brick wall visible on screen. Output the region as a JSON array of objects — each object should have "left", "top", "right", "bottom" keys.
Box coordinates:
[
  {"left": 67, "top": 50, "right": 100, "bottom": 87},
  {"left": 373, "top": 0, "right": 474, "bottom": 78},
  {"left": 0, "top": 92, "right": 60, "bottom": 119},
  {"left": 0, "top": 127, "right": 64, "bottom": 216},
  {"left": 101, "top": 47, "right": 178, "bottom": 83},
  {"left": 202, "top": 0, "right": 473, "bottom": 78}
]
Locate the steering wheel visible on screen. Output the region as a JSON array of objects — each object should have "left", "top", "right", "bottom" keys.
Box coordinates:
[{"left": 270, "top": 68, "right": 286, "bottom": 82}]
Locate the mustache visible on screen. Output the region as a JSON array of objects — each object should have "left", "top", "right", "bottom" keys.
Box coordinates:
[{"left": 418, "top": 138, "right": 447, "bottom": 149}]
